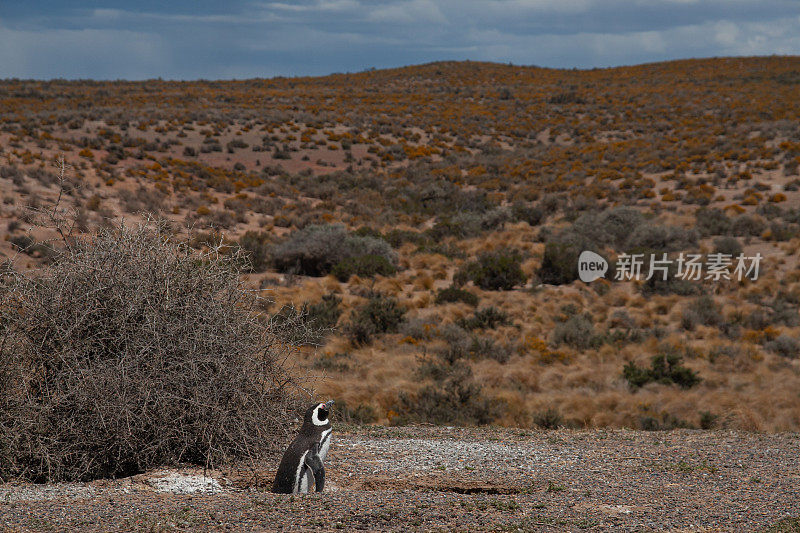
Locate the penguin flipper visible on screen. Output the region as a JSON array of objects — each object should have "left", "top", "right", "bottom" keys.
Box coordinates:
[{"left": 304, "top": 443, "right": 326, "bottom": 492}]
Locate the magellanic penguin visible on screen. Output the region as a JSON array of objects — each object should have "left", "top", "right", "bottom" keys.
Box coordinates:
[{"left": 272, "top": 400, "right": 334, "bottom": 494}]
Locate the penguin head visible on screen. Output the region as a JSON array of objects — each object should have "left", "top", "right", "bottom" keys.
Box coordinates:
[{"left": 304, "top": 400, "right": 334, "bottom": 428}]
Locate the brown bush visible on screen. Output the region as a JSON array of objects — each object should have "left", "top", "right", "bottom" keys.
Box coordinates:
[{"left": 0, "top": 223, "right": 301, "bottom": 482}]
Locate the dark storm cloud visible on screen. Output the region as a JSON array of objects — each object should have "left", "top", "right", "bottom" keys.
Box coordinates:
[{"left": 0, "top": 0, "right": 798, "bottom": 79}]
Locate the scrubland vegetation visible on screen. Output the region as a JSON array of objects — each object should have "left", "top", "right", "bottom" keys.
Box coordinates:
[
  {"left": 1, "top": 56, "right": 800, "bottom": 449},
  {"left": 0, "top": 223, "right": 302, "bottom": 482}
]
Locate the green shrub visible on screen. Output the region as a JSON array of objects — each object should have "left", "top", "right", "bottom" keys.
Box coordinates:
[
  {"left": 435, "top": 285, "right": 479, "bottom": 306},
  {"left": 395, "top": 360, "right": 501, "bottom": 425},
  {"left": 548, "top": 91, "right": 586, "bottom": 104},
  {"left": 342, "top": 318, "right": 375, "bottom": 347},
  {"left": 536, "top": 208, "right": 659, "bottom": 285},
  {"left": 681, "top": 295, "right": 723, "bottom": 330},
  {"left": 384, "top": 228, "right": 429, "bottom": 248},
  {"left": 622, "top": 361, "right": 654, "bottom": 389},
  {"left": 398, "top": 316, "right": 440, "bottom": 340},
  {"left": 414, "top": 242, "right": 466, "bottom": 259},
  {"left": 359, "top": 295, "right": 405, "bottom": 333},
  {"left": 457, "top": 306, "right": 511, "bottom": 330},
  {"left": 538, "top": 240, "right": 581, "bottom": 285},
  {"left": 432, "top": 324, "right": 472, "bottom": 363},
  {"left": 767, "top": 293, "right": 800, "bottom": 327},
  {"left": 425, "top": 323, "right": 513, "bottom": 365},
  {"left": 352, "top": 226, "right": 384, "bottom": 239},
  {"left": 623, "top": 352, "right": 701, "bottom": 390},
  {"left": 699, "top": 411, "right": 719, "bottom": 429},
  {"left": 638, "top": 413, "right": 692, "bottom": 431},
  {"left": 427, "top": 209, "right": 510, "bottom": 241},
  {"left": 336, "top": 400, "right": 378, "bottom": 424},
  {"left": 455, "top": 248, "right": 526, "bottom": 290},
  {"left": 532, "top": 408, "right": 562, "bottom": 429},
  {"left": 731, "top": 215, "right": 766, "bottom": 237},
  {"left": 271, "top": 224, "right": 396, "bottom": 277},
  {"left": 624, "top": 223, "right": 697, "bottom": 252},
  {"left": 764, "top": 334, "right": 799, "bottom": 358},
  {"left": 270, "top": 294, "right": 341, "bottom": 346},
  {"left": 467, "top": 335, "right": 513, "bottom": 363},
  {"left": 640, "top": 261, "right": 701, "bottom": 296},
  {"left": 713, "top": 236, "right": 743, "bottom": 257},
  {"left": 768, "top": 221, "right": 798, "bottom": 241},
  {"left": 551, "top": 314, "right": 600, "bottom": 350},
  {"left": 306, "top": 293, "right": 342, "bottom": 328},
  {"left": 344, "top": 294, "right": 406, "bottom": 346},
  {"left": 511, "top": 201, "right": 544, "bottom": 226},
  {"left": 313, "top": 352, "right": 351, "bottom": 372},
  {"left": 331, "top": 254, "right": 396, "bottom": 281},
  {"left": 238, "top": 230, "right": 271, "bottom": 272},
  {"left": 695, "top": 207, "right": 731, "bottom": 236},
  {"left": 572, "top": 207, "right": 645, "bottom": 249}
]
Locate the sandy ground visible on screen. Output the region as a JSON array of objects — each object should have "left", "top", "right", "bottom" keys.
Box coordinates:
[{"left": 1, "top": 426, "right": 798, "bottom": 532}]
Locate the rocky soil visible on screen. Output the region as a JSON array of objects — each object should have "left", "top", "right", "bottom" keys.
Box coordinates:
[{"left": 1, "top": 426, "right": 798, "bottom": 532}]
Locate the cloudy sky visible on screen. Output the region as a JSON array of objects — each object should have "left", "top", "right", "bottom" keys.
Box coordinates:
[{"left": 1, "top": 0, "right": 799, "bottom": 80}]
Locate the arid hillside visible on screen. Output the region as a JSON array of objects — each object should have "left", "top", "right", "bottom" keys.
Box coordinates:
[{"left": 2, "top": 57, "right": 800, "bottom": 431}]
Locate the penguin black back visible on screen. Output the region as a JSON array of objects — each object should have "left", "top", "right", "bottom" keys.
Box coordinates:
[{"left": 272, "top": 400, "right": 334, "bottom": 494}]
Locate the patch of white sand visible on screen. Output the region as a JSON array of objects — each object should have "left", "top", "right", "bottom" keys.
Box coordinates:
[{"left": 146, "top": 472, "right": 223, "bottom": 494}]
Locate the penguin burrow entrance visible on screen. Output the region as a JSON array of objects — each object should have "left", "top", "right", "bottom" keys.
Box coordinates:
[
  {"left": 359, "top": 477, "right": 521, "bottom": 494},
  {"left": 432, "top": 484, "right": 520, "bottom": 495}
]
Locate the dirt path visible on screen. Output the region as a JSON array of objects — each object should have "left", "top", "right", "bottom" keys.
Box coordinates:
[{"left": 1, "top": 426, "right": 798, "bottom": 531}]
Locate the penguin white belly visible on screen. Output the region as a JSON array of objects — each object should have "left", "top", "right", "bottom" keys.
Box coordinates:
[
  {"left": 299, "top": 467, "right": 314, "bottom": 493},
  {"left": 293, "top": 450, "right": 309, "bottom": 493},
  {"left": 318, "top": 428, "right": 332, "bottom": 461}
]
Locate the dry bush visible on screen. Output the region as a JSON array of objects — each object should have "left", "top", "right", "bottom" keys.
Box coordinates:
[
  {"left": 271, "top": 224, "right": 396, "bottom": 277},
  {"left": 0, "top": 223, "right": 301, "bottom": 482}
]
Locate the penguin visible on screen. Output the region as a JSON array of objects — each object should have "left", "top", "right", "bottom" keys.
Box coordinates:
[{"left": 272, "top": 400, "right": 334, "bottom": 494}]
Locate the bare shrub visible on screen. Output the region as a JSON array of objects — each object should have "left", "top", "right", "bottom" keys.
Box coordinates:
[{"left": 0, "top": 223, "right": 301, "bottom": 482}]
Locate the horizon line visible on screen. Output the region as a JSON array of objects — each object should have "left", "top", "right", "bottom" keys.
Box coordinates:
[{"left": 2, "top": 54, "right": 797, "bottom": 84}]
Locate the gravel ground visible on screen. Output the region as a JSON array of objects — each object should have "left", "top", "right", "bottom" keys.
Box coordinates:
[{"left": 1, "top": 426, "right": 798, "bottom": 532}]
